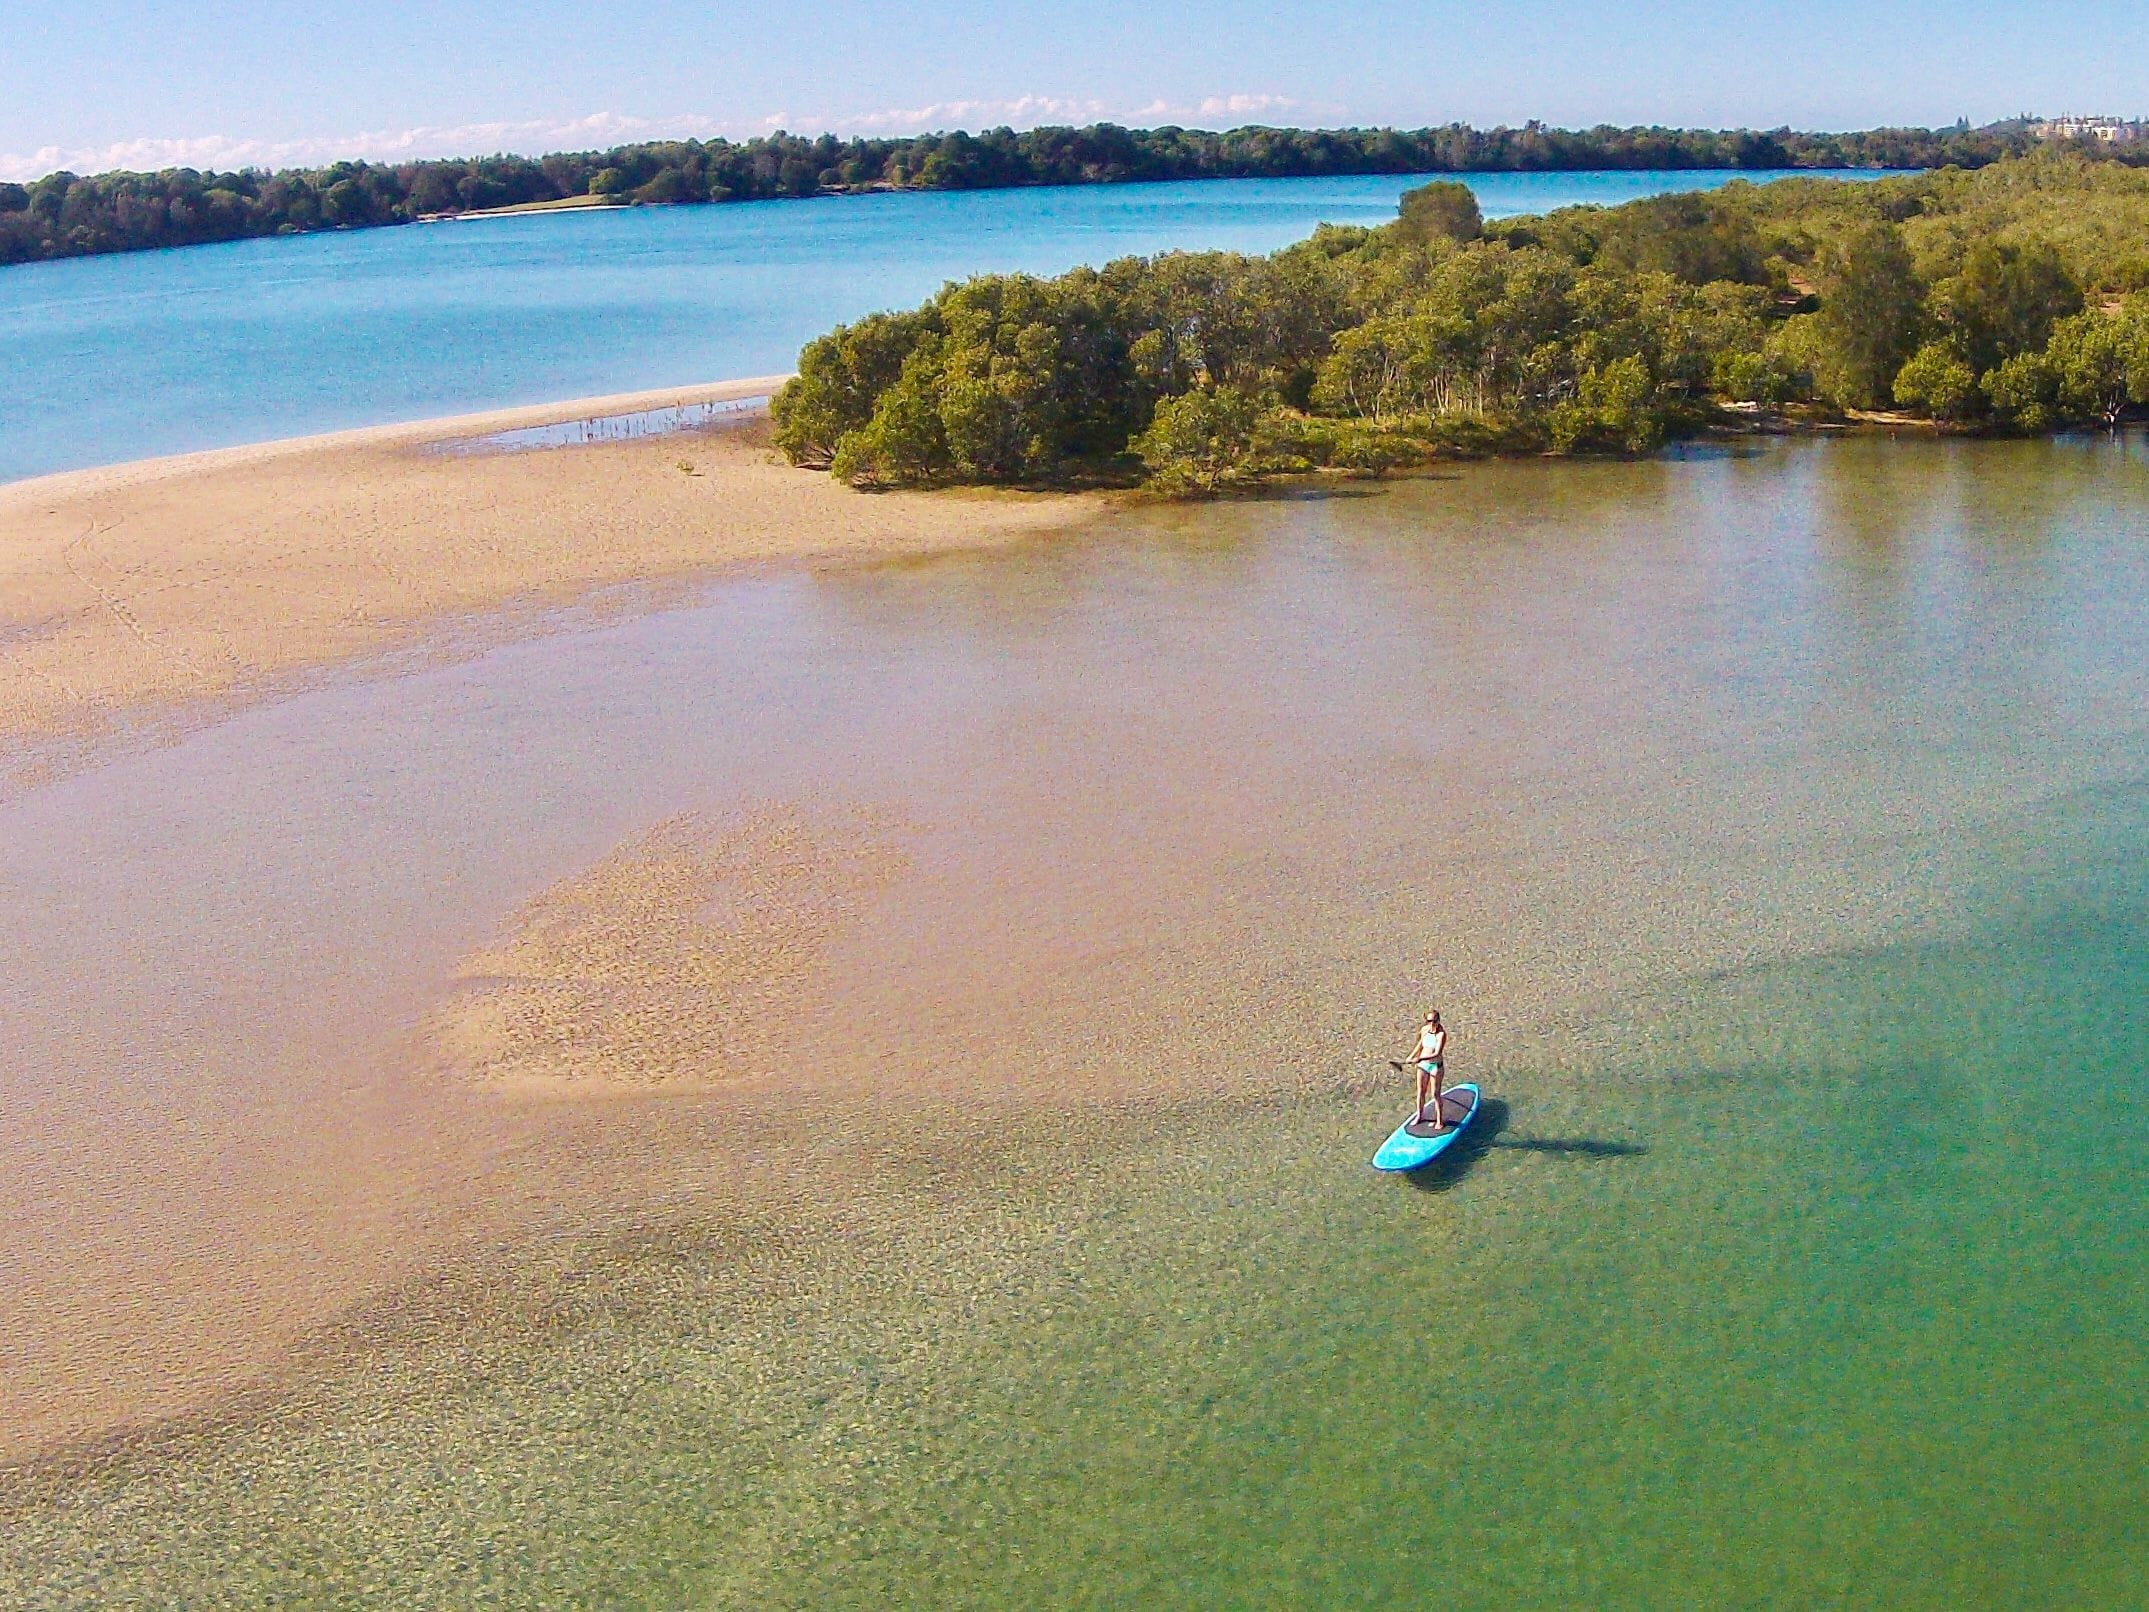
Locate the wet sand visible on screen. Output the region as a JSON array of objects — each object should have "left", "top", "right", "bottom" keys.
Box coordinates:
[{"left": 0, "top": 377, "right": 1097, "bottom": 790}]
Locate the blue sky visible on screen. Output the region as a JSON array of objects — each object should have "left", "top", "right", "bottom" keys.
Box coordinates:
[{"left": 4, "top": 0, "right": 2145, "bottom": 180}]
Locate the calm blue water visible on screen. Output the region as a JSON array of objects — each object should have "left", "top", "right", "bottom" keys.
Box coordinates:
[{"left": 0, "top": 170, "right": 1885, "bottom": 483}]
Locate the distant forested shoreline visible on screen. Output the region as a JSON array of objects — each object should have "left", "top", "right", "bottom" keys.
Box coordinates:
[
  {"left": 0, "top": 119, "right": 2130, "bottom": 267},
  {"left": 772, "top": 153, "right": 2149, "bottom": 495}
]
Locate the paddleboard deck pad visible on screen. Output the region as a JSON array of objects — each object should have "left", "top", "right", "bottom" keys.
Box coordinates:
[{"left": 1372, "top": 1082, "right": 1481, "bottom": 1172}]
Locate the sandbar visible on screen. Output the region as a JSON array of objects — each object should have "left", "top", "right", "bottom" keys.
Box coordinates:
[{"left": 0, "top": 378, "right": 1099, "bottom": 784}]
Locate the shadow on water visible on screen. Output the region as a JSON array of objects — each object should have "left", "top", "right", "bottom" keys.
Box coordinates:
[
  {"left": 1238, "top": 480, "right": 1403, "bottom": 504},
  {"left": 1659, "top": 438, "right": 1771, "bottom": 462},
  {"left": 1402, "top": 1099, "right": 1647, "bottom": 1194},
  {"left": 1496, "top": 1135, "right": 1650, "bottom": 1159}
]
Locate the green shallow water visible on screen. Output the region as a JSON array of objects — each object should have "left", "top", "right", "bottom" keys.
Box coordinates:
[
  {"left": 811, "top": 890, "right": 2149, "bottom": 1609},
  {"left": 3, "top": 436, "right": 2146, "bottom": 1606},
  {"left": 12, "top": 864, "right": 2144, "bottom": 1608}
]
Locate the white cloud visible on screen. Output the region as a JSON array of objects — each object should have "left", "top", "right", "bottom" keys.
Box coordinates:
[
  {"left": 1130, "top": 93, "right": 1309, "bottom": 124},
  {"left": 771, "top": 94, "right": 1115, "bottom": 134},
  {"left": 1198, "top": 94, "right": 1301, "bottom": 119},
  {"left": 0, "top": 112, "right": 728, "bottom": 181},
  {"left": 0, "top": 95, "right": 1322, "bottom": 182}
]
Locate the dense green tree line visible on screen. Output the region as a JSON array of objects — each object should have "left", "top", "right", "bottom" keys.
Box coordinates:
[
  {"left": 0, "top": 119, "right": 2118, "bottom": 267},
  {"left": 772, "top": 153, "right": 2149, "bottom": 494}
]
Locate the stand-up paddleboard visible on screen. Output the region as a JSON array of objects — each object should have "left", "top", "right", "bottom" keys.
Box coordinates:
[{"left": 1373, "top": 1082, "right": 1481, "bottom": 1172}]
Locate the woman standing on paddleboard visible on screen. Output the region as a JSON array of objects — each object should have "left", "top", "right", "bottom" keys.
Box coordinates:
[{"left": 1412, "top": 1011, "right": 1449, "bottom": 1128}]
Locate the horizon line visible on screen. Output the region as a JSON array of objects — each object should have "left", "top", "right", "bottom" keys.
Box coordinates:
[{"left": 1, "top": 110, "right": 2094, "bottom": 187}]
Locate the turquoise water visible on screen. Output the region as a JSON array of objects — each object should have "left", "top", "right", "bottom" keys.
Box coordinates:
[
  {"left": 2, "top": 436, "right": 2143, "bottom": 1605},
  {"left": 0, "top": 169, "right": 1886, "bottom": 483}
]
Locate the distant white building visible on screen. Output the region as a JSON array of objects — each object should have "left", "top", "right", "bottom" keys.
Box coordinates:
[{"left": 2032, "top": 116, "right": 2146, "bottom": 145}]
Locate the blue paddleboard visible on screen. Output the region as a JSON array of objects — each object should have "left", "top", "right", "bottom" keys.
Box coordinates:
[{"left": 1372, "top": 1083, "right": 1481, "bottom": 1172}]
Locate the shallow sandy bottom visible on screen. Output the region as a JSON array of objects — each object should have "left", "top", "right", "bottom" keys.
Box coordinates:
[{"left": 2, "top": 433, "right": 2146, "bottom": 1605}]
